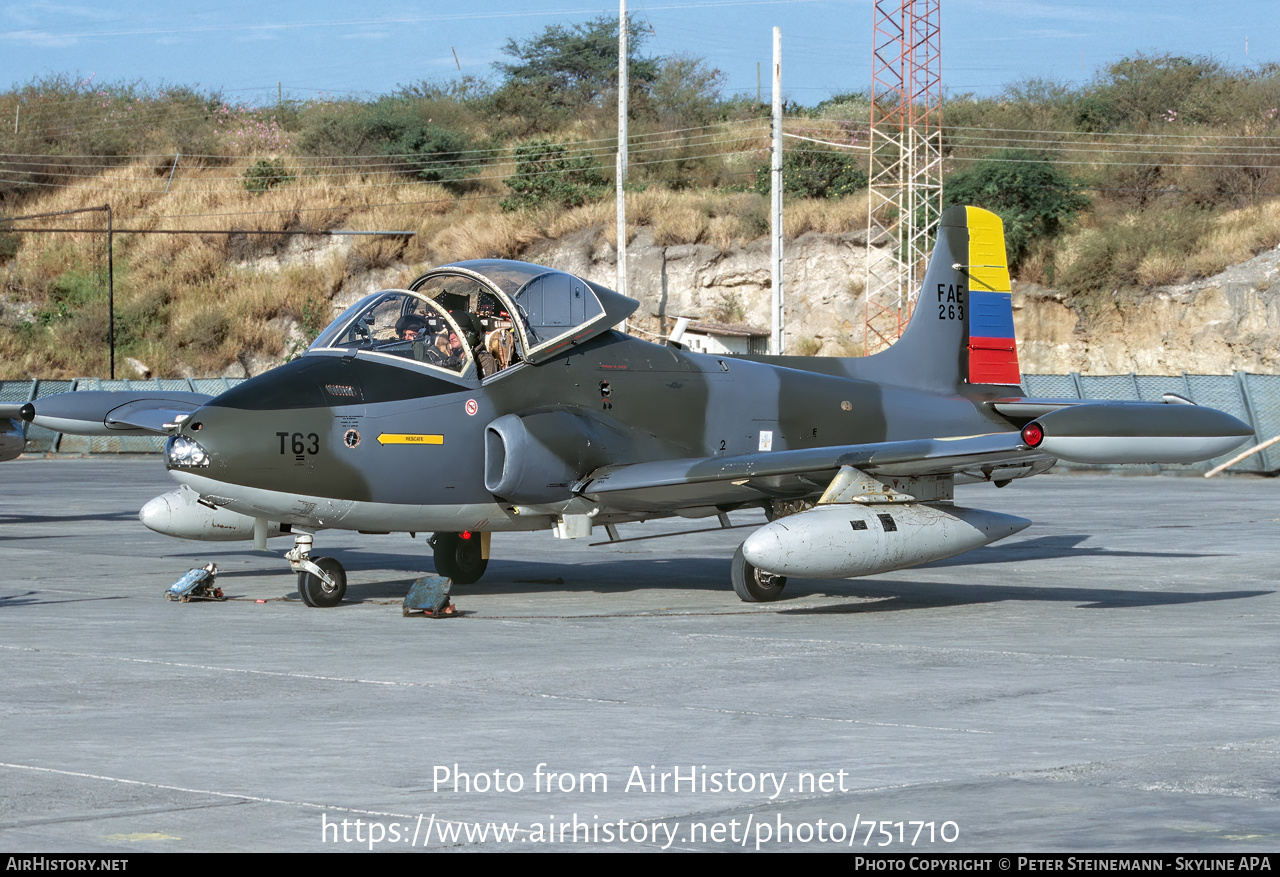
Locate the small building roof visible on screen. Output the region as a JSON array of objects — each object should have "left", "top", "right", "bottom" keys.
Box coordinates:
[{"left": 684, "top": 320, "right": 769, "bottom": 338}]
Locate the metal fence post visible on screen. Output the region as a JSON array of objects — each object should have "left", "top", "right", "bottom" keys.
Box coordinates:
[{"left": 1235, "top": 370, "right": 1271, "bottom": 471}]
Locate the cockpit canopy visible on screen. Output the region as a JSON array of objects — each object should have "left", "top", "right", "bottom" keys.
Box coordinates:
[
  {"left": 310, "top": 288, "right": 473, "bottom": 372},
  {"left": 308, "top": 260, "right": 637, "bottom": 377}
]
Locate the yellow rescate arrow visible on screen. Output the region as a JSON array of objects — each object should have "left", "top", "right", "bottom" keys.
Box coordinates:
[{"left": 377, "top": 434, "right": 444, "bottom": 445}]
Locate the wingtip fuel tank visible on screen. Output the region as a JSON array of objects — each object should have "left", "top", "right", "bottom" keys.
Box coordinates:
[
  {"left": 742, "top": 503, "right": 1031, "bottom": 580},
  {"left": 140, "top": 488, "right": 286, "bottom": 542}
]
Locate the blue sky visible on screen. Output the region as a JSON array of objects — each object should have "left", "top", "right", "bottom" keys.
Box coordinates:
[{"left": 0, "top": 1, "right": 1274, "bottom": 104}]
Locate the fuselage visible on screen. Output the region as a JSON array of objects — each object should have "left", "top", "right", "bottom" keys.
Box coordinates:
[{"left": 167, "top": 329, "right": 1009, "bottom": 534}]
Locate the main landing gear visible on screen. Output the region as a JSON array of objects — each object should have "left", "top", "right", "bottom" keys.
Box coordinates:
[
  {"left": 730, "top": 543, "right": 787, "bottom": 603},
  {"left": 282, "top": 531, "right": 490, "bottom": 608},
  {"left": 286, "top": 532, "right": 347, "bottom": 608},
  {"left": 430, "top": 531, "right": 489, "bottom": 585}
]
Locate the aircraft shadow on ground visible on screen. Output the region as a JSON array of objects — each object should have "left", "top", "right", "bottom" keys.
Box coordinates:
[
  {"left": 0, "top": 590, "right": 130, "bottom": 608},
  {"left": 171, "top": 540, "right": 1268, "bottom": 613},
  {"left": 0, "top": 511, "right": 136, "bottom": 529},
  {"left": 922, "top": 534, "right": 1224, "bottom": 567},
  {"left": 773, "top": 582, "right": 1273, "bottom": 615}
]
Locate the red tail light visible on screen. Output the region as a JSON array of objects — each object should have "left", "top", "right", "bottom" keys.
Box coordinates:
[
  {"left": 1021, "top": 422, "right": 1045, "bottom": 448},
  {"left": 461, "top": 530, "right": 473, "bottom": 540}
]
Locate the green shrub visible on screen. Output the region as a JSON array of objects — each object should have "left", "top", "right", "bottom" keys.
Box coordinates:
[
  {"left": 386, "top": 122, "right": 475, "bottom": 185},
  {"left": 944, "top": 149, "right": 1088, "bottom": 266},
  {"left": 500, "top": 140, "right": 609, "bottom": 211},
  {"left": 242, "top": 158, "right": 293, "bottom": 193},
  {"left": 293, "top": 97, "right": 477, "bottom": 188},
  {"left": 115, "top": 286, "right": 169, "bottom": 349},
  {"left": 652, "top": 55, "right": 724, "bottom": 128},
  {"left": 754, "top": 147, "right": 867, "bottom": 200},
  {"left": 1075, "top": 54, "right": 1237, "bottom": 132}
]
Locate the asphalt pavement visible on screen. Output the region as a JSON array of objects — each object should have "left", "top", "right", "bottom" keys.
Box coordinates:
[{"left": 2, "top": 457, "right": 1278, "bottom": 852}]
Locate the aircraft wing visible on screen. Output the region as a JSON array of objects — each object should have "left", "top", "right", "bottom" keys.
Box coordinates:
[
  {"left": 579, "top": 432, "right": 1047, "bottom": 512},
  {"left": 3, "top": 391, "right": 212, "bottom": 439},
  {"left": 578, "top": 400, "right": 1253, "bottom": 513}
]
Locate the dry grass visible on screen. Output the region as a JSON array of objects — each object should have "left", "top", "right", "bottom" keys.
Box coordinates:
[
  {"left": 420, "top": 204, "right": 545, "bottom": 262},
  {"left": 1136, "top": 252, "right": 1183, "bottom": 287},
  {"left": 784, "top": 192, "right": 870, "bottom": 238},
  {"left": 1016, "top": 245, "right": 1051, "bottom": 286},
  {"left": 11, "top": 141, "right": 1275, "bottom": 379},
  {"left": 1189, "top": 200, "right": 1280, "bottom": 271}
]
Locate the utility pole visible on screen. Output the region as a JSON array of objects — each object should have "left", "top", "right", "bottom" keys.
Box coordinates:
[
  {"left": 106, "top": 205, "right": 115, "bottom": 380},
  {"left": 770, "top": 27, "right": 784, "bottom": 355},
  {"left": 616, "top": 0, "right": 629, "bottom": 327}
]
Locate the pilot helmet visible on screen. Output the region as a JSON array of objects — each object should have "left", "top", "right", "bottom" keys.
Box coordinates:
[{"left": 395, "top": 314, "right": 428, "bottom": 338}]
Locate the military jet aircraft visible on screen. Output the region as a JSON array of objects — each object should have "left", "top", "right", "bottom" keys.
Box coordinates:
[{"left": 1, "top": 206, "right": 1254, "bottom": 607}]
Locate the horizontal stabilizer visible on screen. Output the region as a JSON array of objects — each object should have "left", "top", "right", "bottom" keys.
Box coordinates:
[{"left": 1026, "top": 401, "right": 1253, "bottom": 464}]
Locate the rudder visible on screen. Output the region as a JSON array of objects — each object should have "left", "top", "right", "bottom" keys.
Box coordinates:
[
  {"left": 964, "top": 207, "right": 1021, "bottom": 386},
  {"left": 861, "top": 204, "right": 1022, "bottom": 392}
]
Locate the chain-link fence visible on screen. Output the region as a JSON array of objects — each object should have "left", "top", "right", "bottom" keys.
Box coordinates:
[{"left": 6, "top": 372, "right": 1280, "bottom": 474}]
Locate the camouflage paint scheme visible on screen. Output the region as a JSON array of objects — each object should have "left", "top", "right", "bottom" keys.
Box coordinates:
[
  {"left": 6, "top": 206, "right": 1254, "bottom": 603},
  {"left": 168, "top": 211, "right": 1009, "bottom": 533}
]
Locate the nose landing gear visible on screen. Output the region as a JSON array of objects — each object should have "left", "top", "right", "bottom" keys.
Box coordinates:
[{"left": 286, "top": 532, "right": 347, "bottom": 607}]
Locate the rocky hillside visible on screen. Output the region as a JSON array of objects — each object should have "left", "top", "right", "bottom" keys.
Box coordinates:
[
  {"left": 1014, "top": 243, "right": 1280, "bottom": 375},
  {"left": 249, "top": 223, "right": 1280, "bottom": 379}
]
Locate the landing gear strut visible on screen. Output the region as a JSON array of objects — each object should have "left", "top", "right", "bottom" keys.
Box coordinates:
[
  {"left": 431, "top": 531, "right": 489, "bottom": 584},
  {"left": 286, "top": 532, "right": 347, "bottom": 607},
  {"left": 730, "top": 543, "right": 787, "bottom": 603}
]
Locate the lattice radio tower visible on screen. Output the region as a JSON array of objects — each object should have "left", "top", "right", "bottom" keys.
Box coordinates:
[{"left": 864, "top": 0, "right": 943, "bottom": 353}]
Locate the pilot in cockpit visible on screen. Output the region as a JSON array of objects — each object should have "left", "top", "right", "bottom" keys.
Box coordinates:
[
  {"left": 395, "top": 313, "right": 428, "bottom": 342},
  {"left": 430, "top": 329, "right": 468, "bottom": 371}
]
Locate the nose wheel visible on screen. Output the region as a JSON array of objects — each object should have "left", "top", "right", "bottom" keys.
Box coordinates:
[
  {"left": 431, "top": 531, "right": 489, "bottom": 584},
  {"left": 297, "top": 556, "right": 347, "bottom": 608},
  {"left": 286, "top": 532, "right": 347, "bottom": 607}
]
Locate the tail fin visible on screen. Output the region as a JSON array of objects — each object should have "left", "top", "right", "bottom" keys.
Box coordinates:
[
  {"left": 864, "top": 205, "right": 1022, "bottom": 392},
  {"left": 964, "top": 207, "right": 1021, "bottom": 386}
]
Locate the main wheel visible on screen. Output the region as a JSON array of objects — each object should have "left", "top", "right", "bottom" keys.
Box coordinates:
[
  {"left": 431, "top": 532, "right": 489, "bottom": 584},
  {"left": 297, "top": 556, "right": 347, "bottom": 608},
  {"left": 730, "top": 543, "right": 787, "bottom": 603}
]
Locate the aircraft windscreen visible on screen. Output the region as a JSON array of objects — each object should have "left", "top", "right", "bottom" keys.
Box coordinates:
[{"left": 308, "top": 291, "right": 472, "bottom": 374}]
